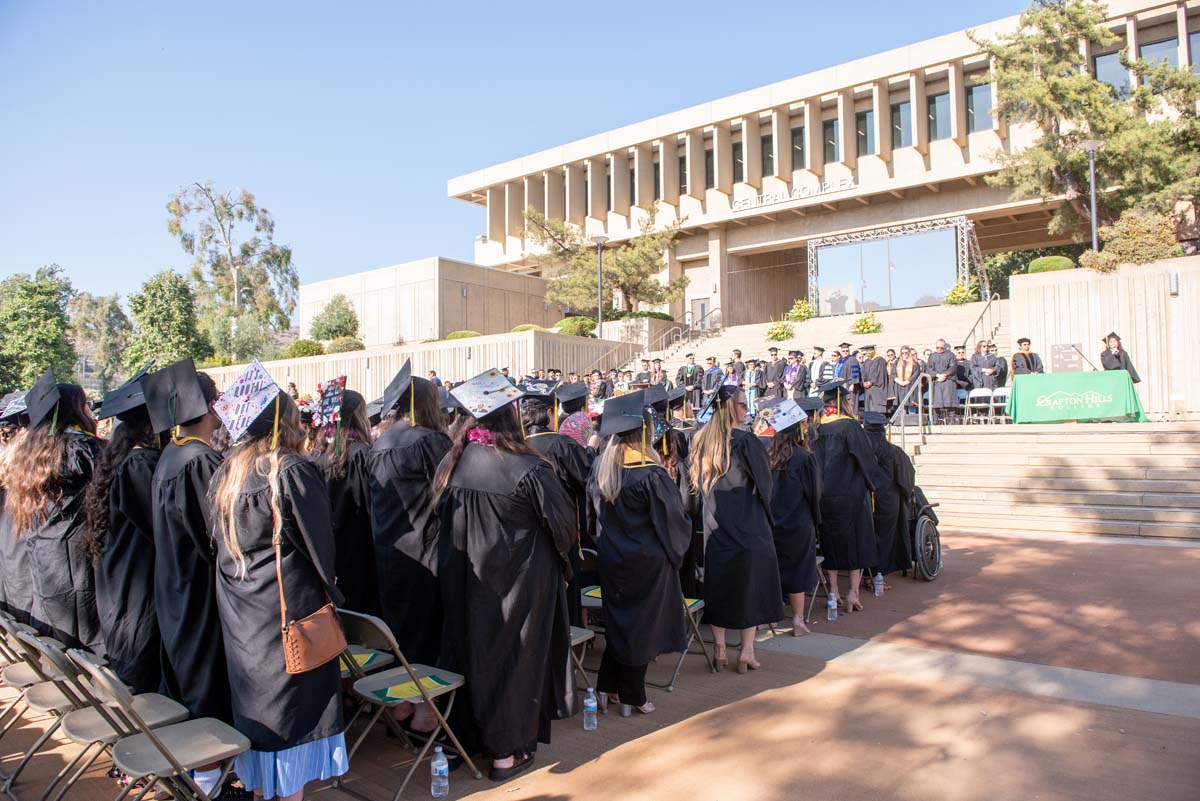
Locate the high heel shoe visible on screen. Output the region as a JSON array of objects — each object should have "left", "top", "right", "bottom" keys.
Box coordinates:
[
  {"left": 846, "top": 591, "right": 863, "bottom": 612},
  {"left": 597, "top": 691, "right": 610, "bottom": 714},
  {"left": 791, "top": 618, "right": 810, "bottom": 637},
  {"left": 713, "top": 647, "right": 728, "bottom": 672},
  {"left": 735, "top": 650, "right": 761, "bottom": 674}
]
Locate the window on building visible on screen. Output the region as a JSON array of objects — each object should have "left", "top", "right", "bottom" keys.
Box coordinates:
[
  {"left": 823, "top": 119, "right": 839, "bottom": 163},
  {"left": 791, "top": 126, "right": 806, "bottom": 170},
  {"left": 653, "top": 158, "right": 661, "bottom": 200},
  {"left": 1140, "top": 37, "right": 1179, "bottom": 68},
  {"left": 1192, "top": 31, "right": 1200, "bottom": 75},
  {"left": 732, "top": 141, "right": 744, "bottom": 184},
  {"left": 1093, "top": 51, "right": 1130, "bottom": 98},
  {"left": 629, "top": 167, "right": 636, "bottom": 206},
  {"left": 966, "top": 83, "right": 993, "bottom": 133},
  {"left": 606, "top": 167, "right": 612, "bottom": 211},
  {"left": 761, "top": 134, "right": 774, "bottom": 177},
  {"left": 679, "top": 154, "right": 688, "bottom": 195},
  {"left": 891, "top": 101, "right": 912, "bottom": 148},
  {"left": 704, "top": 148, "right": 714, "bottom": 189},
  {"left": 583, "top": 178, "right": 589, "bottom": 217},
  {"left": 927, "top": 92, "right": 951, "bottom": 141},
  {"left": 855, "top": 110, "right": 875, "bottom": 156}
]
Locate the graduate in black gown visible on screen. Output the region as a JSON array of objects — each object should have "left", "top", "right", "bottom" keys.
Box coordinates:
[
  {"left": 209, "top": 361, "right": 347, "bottom": 801},
  {"left": 309, "top": 382, "right": 380, "bottom": 616},
  {"left": 4, "top": 371, "right": 104, "bottom": 652},
  {"left": 586, "top": 392, "right": 692, "bottom": 716},
  {"left": 861, "top": 412, "right": 914, "bottom": 579},
  {"left": 812, "top": 379, "right": 878, "bottom": 612},
  {"left": 925, "top": 340, "right": 959, "bottom": 422},
  {"left": 858, "top": 345, "right": 889, "bottom": 413},
  {"left": 689, "top": 385, "right": 782, "bottom": 674},
  {"left": 0, "top": 392, "right": 33, "bottom": 625},
  {"left": 666, "top": 387, "right": 703, "bottom": 597},
  {"left": 758, "top": 400, "right": 822, "bottom": 637},
  {"left": 84, "top": 364, "right": 163, "bottom": 692},
  {"left": 141, "top": 359, "right": 234, "bottom": 750},
  {"left": 436, "top": 369, "right": 577, "bottom": 782},
  {"left": 1100, "top": 332, "right": 1141, "bottom": 383}
]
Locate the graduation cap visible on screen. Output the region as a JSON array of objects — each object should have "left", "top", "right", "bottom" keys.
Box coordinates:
[
  {"left": 812, "top": 346, "right": 824, "bottom": 354},
  {"left": 141, "top": 358, "right": 212, "bottom": 435},
  {"left": 768, "top": 347, "right": 779, "bottom": 354},
  {"left": 517, "top": 378, "right": 560, "bottom": 398},
  {"left": 666, "top": 386, "right": 687, "bottom": 409},
  {"left": 797, "top": 396, "right": 825, "bottom": 414},
  {"left": 597, "top": 390, "right": 646, "bottom": 438},
  {"left": 451, "top": 368, "right": 524, "bottom": 420},
  {"left": 644, "top": 384, "right": 669, "bottom": 413},
  {"left": 0, "top": 391, "right": 28, "bottom": 425},
  {"left": 366, "top": 396, "right": 384, "bottom": 426},
  {"left": 697, "top": 384, "right": 741, "bottom": 425},
  {"left": 438, "top": 386, "right": 462, "bottom": 413},
  {"left": 26, "top": 369, "right": 62, "bottom": 430},
  {"left": 838, "top": 342, "right": 852, "bottom": 349},
  {"left": 817, "top": 378, "right": 848, "bottom": 404},
  {"left": 381, "top": 360, "right": 413, "bottom": 416},
  {"left": 861, "top": 411, "right": 889, "bottom": 432},
  {"left": 1016, "top": 337, "right": 1031, "bottom": 345},
  {"left": 758, "top": 399, "right": 806, "bottom": 434},
  {"left": 554, "top": 382, "right": 588, "bottom": 404},
  {"left": 311, "top": 376, "right": 347, "bottom": 429},
  {"left": 1104, "top": 331, "right": 1122, "bottom": 344},
  {"left": 860, "top": 344, "right": 876, "bottom": 351},
  {"left": 97, "top": 362, "right": 156, "bottom": 421},
  {"left": 212, "top": 360, "right": 282, "bottom": 444}
]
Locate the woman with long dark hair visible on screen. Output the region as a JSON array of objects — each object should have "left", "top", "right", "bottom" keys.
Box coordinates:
[
  {"left": 688, "top": 385, "right": 781, "bottom": 674},
  {"left": 84, "top": 367, "right": 164, "bottom": 692},
  {"left": 587, "top": 392, "right": 691, "bottom": 716},
  {"left": 0, "top": 393, "right": 32, "bottom": 624},
  {"left": 435, "top": 369, "right": 576, "bottom": 782},
  {"left": 310, "top": 385, "right": 380, "bottom": 616},
  {"left": 211, "top": 363, "right": 347, "bottom": 801},
  {"left": 4, "top": 371, "right": 103, "bottom": 651}
]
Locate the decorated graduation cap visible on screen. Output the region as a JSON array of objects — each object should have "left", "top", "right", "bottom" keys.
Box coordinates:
[
  {"left": 26, "top": 369, "right": 62, "bottom": 429},
  {"left": 758, "top": 399, "right": 806, "bottom": 434},
  {"left": 312, "top": 376, "right": 347, "bottom": 429},
  {"left": 451, "top": 368, "right": 524, "bottom": 420},
  {"left": 516, "top": 377, "right": 559, "bottom": 398},
  {"left": 97, "top": 362, "right": 156, "bottom": 421},
  {"left": 141, "top": 358, "right": 212, "bottom": 435},
  {"left": 598, "top": 390, "right": 646, "bottom": 438},
  {"left": 861, "top": 410, "right": 889, "bottom": 432},
  {"left": 212, "top": 360, "right": 283, "bottom": 444},
  {"left": 0, "top": 391, "right": 28, "bottom": 425}
]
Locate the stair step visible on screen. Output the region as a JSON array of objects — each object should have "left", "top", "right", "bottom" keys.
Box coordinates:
[
  {"left": 911, "top": 432, "right": 1200, "bottom": 445},
  {"left": 915, "top": 463, "right": 1191, "bottom": 482},
  {"left": 915, "top": 443, "right": 1200, "bottom": 456},
  {"left": 925, "top": 487, "right": 1200, "bottom": 509},
  {"left": 916, "top": 473, "right": 1200, "bottom": 494},
  {"left": 929, "top": 499, "right": 1200, "bottom": 524},
  {"left": 934, "top": 511, "right": 1199, "bottom": 540},
  {"left": 911, "top": 453, "right": 1200, "bottom": 469}
]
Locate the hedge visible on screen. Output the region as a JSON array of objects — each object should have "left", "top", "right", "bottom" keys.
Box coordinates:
[
  {"left": 326, "top": 337, "right": 365, "bottom": 353},
  {"left": 1028, "top": 255, "right": 1075, "bottom": 273},
  {"left": 284, "top": 339, "right": 325, "bottom": 359},
  {"left": 556, "top": 316, "right": 598, "bottom": 337},
  {"left": 446, "top": 330, "right": 481, "bottom": 340},
  {"left": 511, "top": 324, "right": 546, "bottom": 332}
]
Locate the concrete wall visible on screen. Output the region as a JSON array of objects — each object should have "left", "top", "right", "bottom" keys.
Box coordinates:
[{"left": 1009, "top": 256, "right": 1200, "bottom": 418}]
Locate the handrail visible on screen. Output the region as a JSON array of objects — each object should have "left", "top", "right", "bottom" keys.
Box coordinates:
[
  {"left": 886, "top": 372, "right": 935, "bottom": 467},
  {"left": 644, "top": 325, "right": 683, "bottom": 358},
  {"left": 959, "top": 291, "right": 1003, "bottom": 353},
  {"left": 693, "top": 306, "right": 722, "bottom": 334}
]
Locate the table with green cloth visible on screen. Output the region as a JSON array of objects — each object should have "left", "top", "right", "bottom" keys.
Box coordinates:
[{"left": 1006, "top": 371, "right": 1148, "bottom": 423}]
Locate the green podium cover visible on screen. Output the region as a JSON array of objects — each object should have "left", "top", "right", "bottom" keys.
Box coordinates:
[{"left": 1006, "top": 371, "right": 1148, "bottom": 424}]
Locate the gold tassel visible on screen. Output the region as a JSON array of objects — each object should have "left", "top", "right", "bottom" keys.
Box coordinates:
[
  {"left": 553, "top": 397, "right": 559, "bottom": 432},
  {"left": 409, "top": 383, "right": 416, "bottom": 423},
  {"left": 270, "top": 394, "right": 280, "bottom": 449}
]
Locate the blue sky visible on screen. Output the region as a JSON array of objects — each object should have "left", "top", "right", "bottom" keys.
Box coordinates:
[{"left": 0, "top": 0, "right": 1027, "bottom": 300}]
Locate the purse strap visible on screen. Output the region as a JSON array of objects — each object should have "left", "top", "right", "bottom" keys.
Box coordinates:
[{"left": 273, "top": 533, "right": 289, "bottom": 632}]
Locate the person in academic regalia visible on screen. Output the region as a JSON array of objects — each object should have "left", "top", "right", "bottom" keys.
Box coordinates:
[
  {"left": 677, "top": 354, "right": 705, "bottom": 412},
  {"left": 210, "top": 364, "right": 347, "bottom": 801},
  {"left": 757, "top": 400, "right": 821, "bottom": 637},
  {"left": 954, "top": 345, "right": 973, "bottom": 394},
  {"left": 808, "top": 347, "right": 829, "bottom": 396},
  {"left": 142, "top": 360, "right": 234, "bottom": 755},
  {"left": 555, "top": 382, "right": 595, "bottom": 448},
  {"left": 859, "top": 345, "right": 889, "bottom": 413},
  {"left": 1011, "top": 337, "right": 1044, "bottom": 375},
  {"left": 3, "top": 371, "right": 103, "bottom": 652},
  {"left": 666, "top": 388, "right": 703, "bottom": 597},
  {"left": 782, "top": 351, "right": 808, "bottom": 401},
  {"left": 689, "top": 385, "right": 782, "bottom": 674},
  {"left": 969, "top": 341, "right": 999, "bottom": 390},
  {"left": 925, "top": 339, "right": 959, "bottom": 423},
  {"left": 1100, "top": 332, "right": 1141, "bottom": 383},
  {"left": 701, "top": 357, "right": 723, "bottom": 404},
  {"left": 741, "top": 359, "right": 765, "bottom": 415},
  {"left": 812, "top": 380, "right": 877, "bottom": 613},
  {"left": 633, "top": 359, "right": 653, "bottom": 387},
  {"left": 586, "top": 391, "right": 692, "bottom": 716},
  {"left": 309, "top": 385, "right": 380, "bottom": 616},
  {"left": 861, "top": 412, "right": 914, "bottom": 581},
  {"left": 890, "top": 345, "right": 922, "bottom": 412},
  {"left": 989, "top": 343, "right": 1009, "bottom": 388},
  {"left": 0, "top": 392, "right": 33, "bottom": 624},
  {"left": 763, "top": 348, "right": 785, "bottom": 400},
  {"left": 435, "top": 369, "right": 576, "bottom": 781},
  {"left": 368, "top": 360, "right": 451, "bottom": 733},
  {"left": 84, "top": 364, "right": 163, "bottom": 693}
]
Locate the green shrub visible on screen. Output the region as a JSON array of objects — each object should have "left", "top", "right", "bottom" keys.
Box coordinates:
[
  {"left": 619, "top": 310, "right": 674, "bottom": 321},
  {"left": 196, "top": 354, "right": 232, "bottom": 368},
  {"left": 446, "top": 330, "right": 481, "bottom": 340},
  {"left": 766, "top": 320, "right": 794, "bottom": 342},
  {"left": 944, "top": 279, "right": 980, "bottom": 306},
  {"left": 851, "top": 313, "right": 883, "bottom": 335},
  {"left": 511, "top": 324, "right": 546, "bottom": 333},
  {"left": 783, "top": 298, "right": 813, "bottom": 322},
  {"left": 1087, "top": 209, "right": 1184, "bottom": 270},
  {"left": 326, "top": 336, "right": 365, "bottom": 353},
  {"left": 1028, "top": 255, "right": 1075, "bottom": 273},
  {"left": 284, "top": 339, "right": 325, "bottom": 359},
  {"left": 556, "top": 316, "right": 598, "bottom": 337},
  {"left": 310, "top": 293, "right": 359, "bottom": 340}
]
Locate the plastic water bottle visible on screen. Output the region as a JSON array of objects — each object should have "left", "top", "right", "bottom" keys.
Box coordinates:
[
  {"left": 826, "top": 595, "right": 838, "bottom": 622},
  {"left": 430, "top": 746, "right": 448, "bottom": 797},
  {"left": 873, "top": 572, "right": 884, "bottom": 597},
  {"left": 583, "top": 688, "right": 598, "bottom": 731}
]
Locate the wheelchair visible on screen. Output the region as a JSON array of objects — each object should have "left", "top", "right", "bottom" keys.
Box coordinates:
[{"left": 908, "top": 485, "right": 942, "bottom": 581}]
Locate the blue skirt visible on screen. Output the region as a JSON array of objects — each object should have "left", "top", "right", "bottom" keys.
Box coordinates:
[{"left": 235, "top": 732, "right": 348, "bottom": 799}]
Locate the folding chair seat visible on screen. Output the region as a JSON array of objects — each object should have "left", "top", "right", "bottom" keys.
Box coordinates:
[
  {"left": 964, "top": 388, "right": 993, "bottom": 424},
  {"left": 337, "top": 609, "right": 482, "bottom": 801},
  {"left": 339, "top": 643, "right": 394, "bottom": 680},
  {"left": 568, "top": 627, "right": 595, "bottom": 692}
]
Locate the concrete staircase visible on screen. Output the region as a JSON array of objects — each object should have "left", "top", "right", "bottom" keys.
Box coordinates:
[{"left": 909, "top": 423, "right": 1200, "bottom": 540}]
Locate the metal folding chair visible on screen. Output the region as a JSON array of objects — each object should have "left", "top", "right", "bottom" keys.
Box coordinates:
[
  {"left": 964, "top": 388, "right": 993, "bottom": 424},
  {"left": 337, "top": 609, "right": 482, "bottom": 801},
  {"left": 804, "top": 555, "right": 830, "bottom": 623},
  {"left": 991, "top": 388, "right": 1010, "bottom": 423},
  {"left": 569, "top": 627, "right": 595, "bottom": 692}
]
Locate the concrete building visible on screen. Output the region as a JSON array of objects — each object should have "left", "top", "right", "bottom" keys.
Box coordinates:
[
  {"left": 448, "top": 0, "right": 1198, "bottom": 327},
  {"left": 298, "top": 256, "right": 559, "bottom": 346}
]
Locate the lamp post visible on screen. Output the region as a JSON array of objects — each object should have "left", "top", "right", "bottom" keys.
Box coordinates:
[
  {"left": 591, "top": 235, "right": 608, "bottom": 338},
  {"left": 1079, "top": 139, "right": 1105, "bottom": 252}
]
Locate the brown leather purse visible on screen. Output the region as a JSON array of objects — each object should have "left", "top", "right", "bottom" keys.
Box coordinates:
[{"left": 273, "top": 532, "right": 346, "bottom": 675}]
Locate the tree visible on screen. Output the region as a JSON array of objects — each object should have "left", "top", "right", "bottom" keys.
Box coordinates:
[
  {"left": 125, "top": 271, "right": 210, "bottom": 369},
  {"left": 0, "top": 265, "right": 77, "bottom": 390},
  {"left": 524, "top": 208, "right": 688, "bottom": 313},
  {"left": 166, "top": 181, "right": 298, "bottom": 360},
  {"left": 309, "top": 293, "right": 359, "bottom": 340},
  {"left": 972, "top": 0, "right": 1200, "bottom": 244},
  {"left": 982, "top": 243, "right": 1087, "bottom": 296},
  {"left": 68, "top": 293, "right": 131, "bottom": 393},
  {"left": 1079, "top": 209, "right": 1184, "bottom": 271}
]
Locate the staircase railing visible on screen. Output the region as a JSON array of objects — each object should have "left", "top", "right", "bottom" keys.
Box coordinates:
[
  {"left": 886, "top": 373, "right": 935, "bottom": 468},
  {"left": 959, "top": 292, "right": 1003, "bottom": 354},
  {"left": 680, "top": 307, "right": 722, "bottom": 348},
  {"left": 643, "top": 325, "right": 684, "bottom": 358}
]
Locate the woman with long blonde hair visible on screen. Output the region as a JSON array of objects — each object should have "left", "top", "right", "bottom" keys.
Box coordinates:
[
  {"left": 688, "top": 385, "right": 781, "bottom": 674},
  {"left": 210, "top": 363, "right": 346, "bottom": 801}
]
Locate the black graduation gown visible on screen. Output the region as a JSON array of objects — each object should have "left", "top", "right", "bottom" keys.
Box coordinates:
[
  {"left": 95, "top": 448, "right": 161, "bottom": 693},
  {"left": 213, "top": 455, "right": 344, "bottom": 752},
  {"left": 587, "top": 458, "right": 691, "bottom": 665},
  {"left": 320, "top": 439, "right": 380, "bottom": 616},
  {"left": 701, "top": 368, "right": 722, "bottom": 401},
  {"left": 153, "top": 439, "right": 231, "bottom": 722},
  {"left": 0, "top": 503, "right": 33, "bottom": 625},
  {"left": 527, "top": 427, "right": 592, "bottom": 624},
  {"left": 770, "top": 448, "right": 822, "bottom": 595},
  {"left": 28, "top": 434, "right": 103, "bottom": 654},
  {"left": 368, "top": 423, "right": 451, "bottom": 664},
  {"left": 955, "top": 359, "right": 973, "bottom": 392},
  {"left": 677, "top": 364, "right": 704, "bottom": 411},
  {"left": 1011, "top": 352, "right": 1044, "bottom": 375},
  {"left": 866, "top": 431, "right": 915, "bottom": 576},
  {"left": 861, "top": 357, "right": 889, "bottom": 412},
  {"left": 994, "top": 356, "right": 1009, "bottom": 387},
  {"left": 1101, "top": 349, "right": 1141, "bottom": 383},
  {"left": 764, "top": 359, "right": 786, "bottom": 399},
  {"left": 969, "top": 353, "right": 999, "bottom": 390},
  {"left": 925, "top": 351, "right": 958, "bottom": 409},
  {"left": 700, "top": 429, "right": 783, "bottom": 629},
  {"left": 437, "top": 444, "right": 576, "bottom": 760},
  {"left": 813, "top": 417, "right": 878, "bottom": 571}
]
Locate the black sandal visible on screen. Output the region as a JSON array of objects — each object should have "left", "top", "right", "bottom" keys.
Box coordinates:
[{"left": 488, "top": 752, "right": 534, "bottom": 782}]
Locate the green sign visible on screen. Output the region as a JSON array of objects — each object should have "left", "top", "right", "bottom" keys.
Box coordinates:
[{"left": 1006, "top": 371, "right": 1148, "bottom": 424}]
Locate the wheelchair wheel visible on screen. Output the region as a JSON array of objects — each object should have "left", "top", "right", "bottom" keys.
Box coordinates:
[{"left": 913, "top": 515, "right": 942, "bottom": 580}]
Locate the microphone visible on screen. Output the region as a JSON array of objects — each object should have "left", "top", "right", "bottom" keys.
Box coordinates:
[{"left": 1071, "top": 344, "right": 1100, "bottom": 372}]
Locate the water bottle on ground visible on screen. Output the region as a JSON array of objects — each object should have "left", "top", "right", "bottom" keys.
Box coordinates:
[
  {"left": 826, "top": 595, "right": 838, "bottom": 622},
  {"left": 583, "top": 688, "right": 598, "bottom": 731},
  {"left": 430, "top": 746, "right": 448, "bottom": 797},
  {"left": 874, "top": 572, "right": 884, "bottom": 597}
]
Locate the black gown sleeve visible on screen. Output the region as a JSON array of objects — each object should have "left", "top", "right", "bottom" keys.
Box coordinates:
[
  {"left": 893, "top": 446, "right": 916, "bottom": 502},
  {"left": 1123, "top": 353, "right": 1141, "bottom": 383},
  {"left": 802, "top": 451, "right": 823, "bottom": 526},
  {"left": 190, "top": 451, "right": 223, "bottom": 562},
  {"left": 116, "top": 451, "right": 158, "bottom": 544},
  {"left": 524, "top": 462, "right": 578, "bottom": 573},
  {"left": 646, "top": 467, "right": 693, "bottom": 570},
  {"left": 845, "top": 425, "right": 879, "bottom": 494},
  {"left": 281, "top": 460, "right": 345, "bottom": 607},
  {"left": 739, "top": 433, "right": 775, "bottom": 527}
]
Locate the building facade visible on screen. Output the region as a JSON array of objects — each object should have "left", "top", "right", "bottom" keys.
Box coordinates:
[{"left": 448, "top": 0, "right": 1197, "bottom": 326}]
